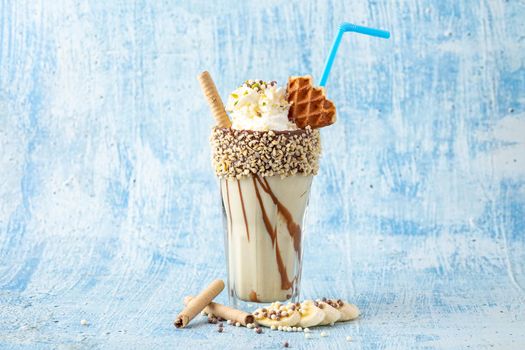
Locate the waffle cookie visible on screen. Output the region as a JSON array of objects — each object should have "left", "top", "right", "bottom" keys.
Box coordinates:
[{"left": 286, "top": 75, "right": 336, "bottom": 129}]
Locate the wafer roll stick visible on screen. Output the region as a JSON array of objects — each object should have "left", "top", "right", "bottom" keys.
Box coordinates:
[
  {"left": 184, "top": 296, "right": 255, "bottom": 326},
  {"left": 198, "top": 71, "right": 232, "bottom": 128},
  {"left": 174, "top": 279, "right": 225, "bottom": 328}
]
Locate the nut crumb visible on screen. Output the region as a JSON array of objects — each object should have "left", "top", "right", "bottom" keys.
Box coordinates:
[{"left": 211, "top": 127, "right": 321, "bottom": 179}]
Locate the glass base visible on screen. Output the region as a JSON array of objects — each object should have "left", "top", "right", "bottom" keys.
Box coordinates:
[{"left": 228, "top": 286, "right": 301, "bottom": 312}]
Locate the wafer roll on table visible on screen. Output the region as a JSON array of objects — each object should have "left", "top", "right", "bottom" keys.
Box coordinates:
[
  {"left": 174, "top": 279, "right": 225, "bottom": 328},
  {"left": 184, "top": 296, "right": 255, "bottom": 326},
  {"left": 197, "top": 71, "right": 232, "bottom": 128}
]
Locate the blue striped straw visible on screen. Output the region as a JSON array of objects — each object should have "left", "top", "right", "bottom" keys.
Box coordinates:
[{"left": 319, "top": 22, "right": 390, "bottom": 87}]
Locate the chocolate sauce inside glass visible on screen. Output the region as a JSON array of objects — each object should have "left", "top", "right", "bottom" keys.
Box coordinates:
[
  {"left": 224, "top": 181, "right": 233, "bottom": 237},
  {"left": 256, "top": 176, "right": 302, "bottom": 257},
  {"left": 251, "top": 178, "right": 293, "bottom": 290},
  {"left": 237, "top": 180, "right": 250, "bottom": 241}
]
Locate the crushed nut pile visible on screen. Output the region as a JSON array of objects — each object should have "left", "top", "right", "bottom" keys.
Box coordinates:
[{"left": 211, "top": 127, "right": 321, "bottom": 179}]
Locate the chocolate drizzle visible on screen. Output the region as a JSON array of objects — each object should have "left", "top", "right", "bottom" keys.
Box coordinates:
[
  {"left": 223, "top": 175, "right": 307, "bottom": 295},
  {"left": 256, "top": 176, "right": 302, "bottom": 257},
  {"left": 274, "top": 239, "right": 293, "bottom": 290},
  {"left": 252, "top": 177, "right": 294, "bottom": 291},
  {"left": 249, "top": 290, "right": 260, "bottom": 302},
  {"left": 224, "top": 180, "right": 233, "bottom": 236},
  {"left": 236, "top": 180, "right": 250, "bottom": 242},
  {"left": 252, "top": 177, "right": 276, "bottom": 246}
]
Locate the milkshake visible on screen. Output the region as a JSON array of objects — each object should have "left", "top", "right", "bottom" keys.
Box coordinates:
[
  {"left": 213, "top": 125, "right": 320, "bottom": 303},
  {"left": 209, "top": 78, "right": 334, "bottom": 305}
]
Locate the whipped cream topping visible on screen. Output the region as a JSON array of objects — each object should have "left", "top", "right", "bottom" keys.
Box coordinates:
[{"left": 225, "top": 80, "right": 297, "bottom": 132}]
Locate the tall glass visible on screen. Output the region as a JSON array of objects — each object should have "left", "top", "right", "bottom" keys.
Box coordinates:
[
  {"left": 211, "top": 126, "right": 320, "bottom": 308},
  {"left": 220, "top": 174, "right": 312, "bottom": 307}
]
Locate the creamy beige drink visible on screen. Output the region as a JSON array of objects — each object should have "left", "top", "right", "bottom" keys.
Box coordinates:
[
  {"left": 212, "top": 125, "right": 320, "bottom": 304},
  {"left": 208, "top": 77, "right": 334, "bottom": 306},
  {"left": 221, "top": 174, "right": 312, "bottom": 302}
]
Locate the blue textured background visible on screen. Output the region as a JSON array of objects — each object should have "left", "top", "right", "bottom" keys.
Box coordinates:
[{"left": 1, "top": 1, "right": 524, "bottom": 349}]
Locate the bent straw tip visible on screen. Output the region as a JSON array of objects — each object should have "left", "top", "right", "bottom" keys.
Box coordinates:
[{"left": 339, "top": 22, "right": 391, "bottom": 39}]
